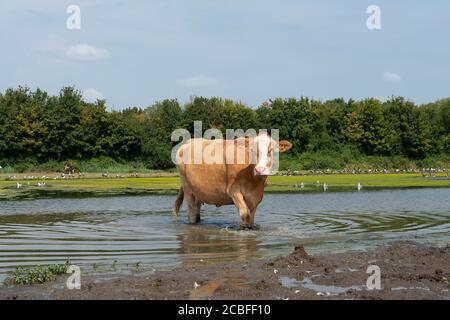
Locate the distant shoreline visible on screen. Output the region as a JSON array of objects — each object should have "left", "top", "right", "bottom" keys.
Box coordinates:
[{"left": 1, "top": 173, "right": 449, "bottom": 201}]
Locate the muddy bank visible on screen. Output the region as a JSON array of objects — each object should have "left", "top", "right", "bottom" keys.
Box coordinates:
[{"left": 1, "top": 241, "right": 449, "bottom": 300}]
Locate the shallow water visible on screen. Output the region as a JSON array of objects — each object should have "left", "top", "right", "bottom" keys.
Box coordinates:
[
  {"left": 0, "top": 188, "right": 449, "bottom": 283},
  {"left": 279, "top": 276, "right": 365, "bottom": 295}
]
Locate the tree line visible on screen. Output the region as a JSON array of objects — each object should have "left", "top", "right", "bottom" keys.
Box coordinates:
[{"left": 0, "top": 86, "right": 449, "bottom": 170}]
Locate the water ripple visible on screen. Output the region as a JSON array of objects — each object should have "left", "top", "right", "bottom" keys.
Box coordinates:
[{"left": 1, "top": 189, "right": 449, "bottom": 283}]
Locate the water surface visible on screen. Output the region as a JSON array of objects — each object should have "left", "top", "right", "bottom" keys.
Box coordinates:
[{"left": 1, "top": 188, "right": 449, "bottom": 283}]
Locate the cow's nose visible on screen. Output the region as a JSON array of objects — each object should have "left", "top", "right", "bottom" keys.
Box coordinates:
[{"left": 254, "top": 166, "right": 265, "bottom": 175}]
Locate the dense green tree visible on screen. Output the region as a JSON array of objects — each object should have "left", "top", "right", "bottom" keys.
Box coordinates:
[
  {"left": 41, "top": 87, "right": 84, "bottom": 160},
  {"left": 356, "top": 98, "right": 389, "bottom": 155},
  {"left": 0, "top": 87, "right": 448, "bottom": 169},
  {"left": 382, "top": 97, "right": 432, "bottom": 158},
  {"left": 255, "top": 97, "right": 314, "bottom": 153},
  {"left": 422, "top": 98, "right": 450, "bottom": 154},
  {"left": 218, "top": 100, "right": 258, "bottom": 132},
  {"left": 182, "top": 97, "right": 223, "bottom": 133},
  {"left": 142, "top": 99, "right": 183, "bottom": 169}
]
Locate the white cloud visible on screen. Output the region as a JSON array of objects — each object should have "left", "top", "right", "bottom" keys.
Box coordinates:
[
  {"left": 383, "top": 71, "right": 402, "bottom": 83},
  {"left": 66, "top": 44, "right": 109, "bottom": 61},
  {"left": 83, "top": 88, "right": 105, "bottom": 102},
  {"left": 176, "top": 75, "right": 218, "bottom": 88}
]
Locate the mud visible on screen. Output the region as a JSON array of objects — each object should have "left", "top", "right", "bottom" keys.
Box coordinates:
[{"left": 1, "top": 241, "right": 449, "bottom": 300}]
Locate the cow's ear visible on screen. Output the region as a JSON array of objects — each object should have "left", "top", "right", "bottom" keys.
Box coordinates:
[{"left": 278, "top": 140, "right": 292, "bottom": 153}]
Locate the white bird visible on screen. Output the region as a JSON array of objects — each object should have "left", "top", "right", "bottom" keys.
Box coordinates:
[
  {"left": 357, "top": 182, "right": 362, "bottom": 191},
  {"left": 300, "top": 182, "right": 304, "bottom": 189},
  {"left": 193, "top": 282, "right": 201, "bottom": 290},
  {"left": 323, "top": 183, "right": 328, "bottom": 191},
  {"left": 38, "top": 182, "right": 46, "bottom": 187},
  {"left": 16, "top": 183, "right": 22, "bottom": 189}
]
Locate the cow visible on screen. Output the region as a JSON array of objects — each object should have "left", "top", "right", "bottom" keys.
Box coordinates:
[
  {"left": 64, "top": 162, "right": 75, "bottom": 175},
  {"left": 173, "top": 132, "right": 292, "bottom": 228}
]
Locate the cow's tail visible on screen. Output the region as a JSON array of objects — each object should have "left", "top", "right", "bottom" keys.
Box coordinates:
[{"left": 173, "top": 187, "right": 184, "bottom": 216}]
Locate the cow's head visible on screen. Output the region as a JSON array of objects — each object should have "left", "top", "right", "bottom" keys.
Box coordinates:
[{"left": 252, "top": 132, "right": 292, "bottom": 176}]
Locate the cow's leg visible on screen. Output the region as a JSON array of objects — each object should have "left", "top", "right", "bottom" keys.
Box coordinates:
[
  {"left": 189, "top": 200, "right": 201, "bottom": 224},
  {"left": 230, "top": 192, "right": 251, "bottom": 228},
  {"left": 173, "top": 187, "right": 184, "bottom": 217},
  {"left": 186, "top": 191, "right": 201, "bottom": 224},
  {"left": 249, "top": 207, "right": 257, "bottom": 226}
]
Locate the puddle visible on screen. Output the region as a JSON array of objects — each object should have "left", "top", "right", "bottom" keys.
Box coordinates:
[
  {"left": 336, "top": 267, "right": 359, "bottom": 273},
  {"left": 189, "top": 271, "right": 248, "bottom": 300},
  {"left": 279, "top": 276, "right": 366, "bottom": 295},
  {"left": 391, "top": 286, "right": 430, "bottom": 292}
]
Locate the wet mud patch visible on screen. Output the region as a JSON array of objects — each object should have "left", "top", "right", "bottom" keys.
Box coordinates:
[{"left": 1, "top": 241, "right": 449, "bottom": 300}]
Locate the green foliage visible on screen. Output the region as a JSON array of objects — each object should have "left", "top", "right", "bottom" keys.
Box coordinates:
[
  {"left": 0, "top": 86, "right": 449, "bottom": 171},
  {"left": 12, "top": 261, "right": 70, "bottom": 285},
  {"left": 142, "top": 99, "right": 182, "bottom": 169}
]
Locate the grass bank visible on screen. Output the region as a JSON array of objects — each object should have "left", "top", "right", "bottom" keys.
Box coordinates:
[
  {"left": 0, "top": 173, "right": 449, "bottom": 200},
  {"left": 2, "top": 153, "right": 450, "bottom": 174}
]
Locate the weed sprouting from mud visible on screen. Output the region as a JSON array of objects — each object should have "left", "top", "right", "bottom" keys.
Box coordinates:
[{"left": 12, "top": 260, "right": 71, "bottom": 285}]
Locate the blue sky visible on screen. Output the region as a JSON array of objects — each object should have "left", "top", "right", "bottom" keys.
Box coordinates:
[{"left": 0, "top": 0, "right": 449, "bottom": 109}]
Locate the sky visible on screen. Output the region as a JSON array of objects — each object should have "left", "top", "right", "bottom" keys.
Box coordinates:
[{"left": 0, "top": 0, "right": 449, "bottom": 109}]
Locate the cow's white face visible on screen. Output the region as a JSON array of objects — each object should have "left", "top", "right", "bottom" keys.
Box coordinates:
[
  {"left": 252, "top": 133, "right": 292, "bottom": 176},
  {"left": 253, "top": 133, "right": 272, "bottom": 175}
]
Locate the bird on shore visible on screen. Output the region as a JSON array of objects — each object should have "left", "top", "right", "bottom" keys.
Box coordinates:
[
  {"left": 300, "top": 182, "right": 304, "bottom": 189},
  {"left": 357, "top": 182, "right": 362, "bottom": 191},
  {"left": 16, "top": 182, "right": 22, "bottom": 189},
  {"left": 323, "top": 183, "right": 328, "bottom": 192}
]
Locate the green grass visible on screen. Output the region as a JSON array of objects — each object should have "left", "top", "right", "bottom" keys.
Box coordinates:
[
  {"left": 267, "top": 173, "right": 450, "bottom": 192},
  {"left": 0, "top": 166, "right": 16, "bottom": 174},
  {"left": 0, "top": 177, "right": 180, "bottom": 200},
  {"left": 0, "top": 173, "right": 449, "bottom": 200},
  {"left": 0, "top": 157, "right": 176, "bottom": 174},
  {"left": 11, "top": 261, "right": 70, "bottom": 286}
]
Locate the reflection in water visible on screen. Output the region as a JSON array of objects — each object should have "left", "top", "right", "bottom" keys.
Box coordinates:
[
  {"left": 176, "top": 225, "right": 262, "bottom": 267},
  {"left": 0, "top": 188, "right": 449, "bottom": 283}
]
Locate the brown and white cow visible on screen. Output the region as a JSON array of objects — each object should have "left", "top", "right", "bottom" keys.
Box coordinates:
[{"left": 173, "top": 133, "right": 292, "bottom": 228}]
